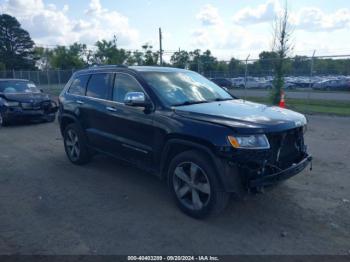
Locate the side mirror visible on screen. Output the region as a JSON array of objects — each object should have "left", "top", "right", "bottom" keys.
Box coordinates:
[{"left": 124, "top": 92, "right": 150, "bottom": 107}]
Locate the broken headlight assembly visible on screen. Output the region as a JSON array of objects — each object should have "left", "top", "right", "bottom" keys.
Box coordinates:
[
  {"left": 0, "top": 98, "right": 19, "bottom": 107},
  {"left": 228, "top": 134, "right": 270, "bottom": 149}
]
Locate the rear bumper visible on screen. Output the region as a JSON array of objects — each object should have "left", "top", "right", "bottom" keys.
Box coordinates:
[{"left": 249, "top": 154, "right": 312, "bottom": 188}]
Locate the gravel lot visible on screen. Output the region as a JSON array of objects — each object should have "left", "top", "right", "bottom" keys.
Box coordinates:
[{"left": 0, "top": 115, "right": 349, "bottom": 255}]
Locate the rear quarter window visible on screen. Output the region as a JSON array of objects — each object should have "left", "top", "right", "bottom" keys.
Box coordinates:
[{"left": 68, "top": 74, "right": 90, "bottom": 96}]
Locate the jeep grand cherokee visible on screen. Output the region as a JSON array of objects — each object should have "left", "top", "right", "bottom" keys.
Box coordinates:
[{"left": 58, "top": 65, "right": 312, "bottom": 218}]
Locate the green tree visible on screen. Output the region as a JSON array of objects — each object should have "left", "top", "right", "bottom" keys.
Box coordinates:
[
  {"left": 34, "top": 46, "right": 51, "bottom": 69},
  {"left": 142, "top": 44, "right": 159, "bottom": 65},
  {"left": 94, "top": 39, "right": 129, "bottom": 65},
  {"left": 291, "top": 55, "right": 309, "bottom": 75},
  {"left": 188, "top": 49, "right": 202, "bottom": 72},
  {"left": 50, "top": 43, "right": 87, "bottom": 69},
  {"left": 228, "top": 58, "right": 244, "bottom": 76},
  {"left": 200, "top": 50, "right": 218, "bottom": 75},
  {"left": 258, "top": 51, "right": 278, "bottom": 75},
  {"left": 126, "top": 50, "right": 143, "bottom": 65},
  {"left": 0, "top": 14, "right": 36, "bottom": 69},
  {"left": 170, "top": 50, "right": 190, "bottom": 69},
  {"left": 270, "top": 4, "right": 293, "bottom": 105}
]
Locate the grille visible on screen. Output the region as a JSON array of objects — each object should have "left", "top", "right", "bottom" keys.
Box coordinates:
[
  {"left": 21, "top": 102, "right": 33, "bottom": 109},
  {"left": 21, "top": 102, "right": 41, "bottom": 110},
  {"left": 266, "top": 127, "right": 305, "bottom": 169}
]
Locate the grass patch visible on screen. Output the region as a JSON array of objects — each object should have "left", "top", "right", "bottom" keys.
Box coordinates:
[
  {"left": 39, "top": 84, "right": 350, "bottom": 117},
  {"left": 245, "top": 97, "right": 350, "bottom": 116}
]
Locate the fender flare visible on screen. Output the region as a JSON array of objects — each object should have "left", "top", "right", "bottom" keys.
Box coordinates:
[
  {"left": 58, "top": 113, "right": 80, "bottom": 135},
  {"left": 160, "top": 138, "right": 227, "bottom": 191}
]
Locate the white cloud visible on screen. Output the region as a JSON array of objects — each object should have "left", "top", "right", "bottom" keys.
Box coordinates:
[
  {"left": 0, "top": 0, "right": 139, "bottom": 46},
  {"left": 293, "top": 7, "right": 350, "bottom": 31},
  {"left": 196, "top": 4, "right": 222, "bottom": 26},
  {"left": 192, "top": 4, "right": 268, "bottom": 56},
  {"left": 232, "top": 0, "right": 350, "bottom": 32},
  {"left": 233, "top": 0, "right": 280, "bottom": 25}
]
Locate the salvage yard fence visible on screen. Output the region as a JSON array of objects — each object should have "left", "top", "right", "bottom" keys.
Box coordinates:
[{"left": 0, "top": 55, "right": 349, "bottom": 94}]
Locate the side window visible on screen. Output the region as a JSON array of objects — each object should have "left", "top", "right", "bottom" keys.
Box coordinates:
[
  {"left": 113, "top": 73, "right": 144, "bottom": 103},
  {"left": 68, "top": 74, "right": 89, "bottom": 95},
  {"left": 86, "top": 73, "right": 114, "bottom": 100}
]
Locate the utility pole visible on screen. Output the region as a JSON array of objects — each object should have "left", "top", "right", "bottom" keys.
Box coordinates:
[
  {"left": 308, "top": 50, "right": 316, "bottom": 104},
  {"left": 113, "top": 34, "right": 118, "bottom": 48},
  {"left": 159, "top": 28, "right": 163, "bottom": 66},
  {"left": 244, "top": 54, "right": 250, "bottom": 101}
]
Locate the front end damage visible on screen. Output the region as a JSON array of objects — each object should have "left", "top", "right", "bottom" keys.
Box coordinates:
[
  {"left": 230, "top": 126, "right": 312, "bottom": 191},
  {"left": 2, "top": 99, "right": 58, "bottom": 122}
]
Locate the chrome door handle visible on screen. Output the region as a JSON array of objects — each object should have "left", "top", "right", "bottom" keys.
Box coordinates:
[
  {"left": 76, "top": 100, "right": 84, "bottom": 105},
  {"left": 106, "top": 106, "right": 117, "bottom": 112}
]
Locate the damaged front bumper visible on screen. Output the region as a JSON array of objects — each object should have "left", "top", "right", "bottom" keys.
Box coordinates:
[
  {"left": 248, "top": 154, "right": 312, "bottom": 188},
  {"left": 2, "top": 100, "right": 58, "bottom": 121}
]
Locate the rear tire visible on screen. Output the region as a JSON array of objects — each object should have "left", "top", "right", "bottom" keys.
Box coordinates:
[
  {"left": 63, "top": 123, "right": 91, "bottom": 165},
  {"left": 168, "top": 150, "right": 230, "bottom": 218}
]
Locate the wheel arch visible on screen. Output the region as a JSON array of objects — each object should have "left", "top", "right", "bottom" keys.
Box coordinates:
[
  {"left": 59, "top": 113, "right": 79, "bottom": 136},
  {"left": 160, "top": 137, "right": 226, "bottom": 191}
]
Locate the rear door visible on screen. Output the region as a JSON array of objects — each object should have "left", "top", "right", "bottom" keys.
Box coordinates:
[
  {"left": 83, "top": 72, "right": 115, "bottom": 150},
  {"left": 65, "top": 74, "right": 90, "bottom": 127}
]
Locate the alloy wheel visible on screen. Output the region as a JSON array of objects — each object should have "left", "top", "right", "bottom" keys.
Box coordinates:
[
  {"left": 65, "top": 129, "right": 80, "bottom": 161},
  {"left": 173, "top": 162, "right": 211, "bottom": 210}
]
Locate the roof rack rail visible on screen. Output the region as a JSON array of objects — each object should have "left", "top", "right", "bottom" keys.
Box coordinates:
[{"left": 88, "top": 64, "right": 128, "bottom": 69}]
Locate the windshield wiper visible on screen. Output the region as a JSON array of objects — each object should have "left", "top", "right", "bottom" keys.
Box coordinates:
[
  {"left": 210, "top": 97, "right": 235, "bottom": 102},
  {"left": 172, "top": 100, "right": 209, "bottom": 107}
]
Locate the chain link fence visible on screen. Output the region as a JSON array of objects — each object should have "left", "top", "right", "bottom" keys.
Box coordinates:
[
  {"left": 1, "top": 55, "right": 350, "bottom": 115},
  {"left": 0, "top": 69, "right": 74, "bottom": 96}
]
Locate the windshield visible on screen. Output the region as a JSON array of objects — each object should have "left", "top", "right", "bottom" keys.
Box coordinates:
[
  {"left": 0, "top": 81, "right": 40, "bottom": 94},
  {"left": 141, "top": 71, "right": 233, "bottom": 106}
]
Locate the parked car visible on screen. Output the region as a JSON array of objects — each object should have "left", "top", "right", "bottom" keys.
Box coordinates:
[
  {"left": 58, "top": 65, "right": 312, "bottom": 218},
  {"left": 313, "top": 79, "right": 350, "bottom": 91},
  {"left": 0, "top": 79, "right": 58, "bottom": 126},
  {"left": 210, "top": 77, "right": 233, "bottom": 89}
]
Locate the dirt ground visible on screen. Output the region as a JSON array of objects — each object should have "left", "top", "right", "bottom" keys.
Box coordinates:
[{"left": 0, "top": 115, "right": 349, "bottom": 255}]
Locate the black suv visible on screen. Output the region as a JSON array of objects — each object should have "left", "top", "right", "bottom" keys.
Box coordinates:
[{"left": 58, "top": 65, "right": 312, "bottom": 218}]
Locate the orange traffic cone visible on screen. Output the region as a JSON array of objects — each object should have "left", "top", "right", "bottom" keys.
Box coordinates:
[{"left": 279, "top": 91, "right": 286, "bottom": 108}]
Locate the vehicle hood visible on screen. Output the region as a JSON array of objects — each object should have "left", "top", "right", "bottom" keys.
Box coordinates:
[
  {"left": 174, "top": 99, "right": 307, "bottom": 133},
  {"left": 0, "top": 92, "right": 50, "bottom": 103}
]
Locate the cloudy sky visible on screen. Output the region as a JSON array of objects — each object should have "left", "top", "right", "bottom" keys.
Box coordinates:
[{"left": 1, "top": 0, "right": 350, "bottom": 60}]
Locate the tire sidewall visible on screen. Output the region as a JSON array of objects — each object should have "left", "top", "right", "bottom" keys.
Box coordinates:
[
  {"left": 167, "top": 150, "right": 221, "bottom": 218},
  {"left": 63, "top": 123, "right": 90, "bottom": 165}
]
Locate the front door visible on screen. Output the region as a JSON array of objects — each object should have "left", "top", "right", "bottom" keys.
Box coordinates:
[{"left": 104, "top": 72, "right": 155, "bottom": 169}]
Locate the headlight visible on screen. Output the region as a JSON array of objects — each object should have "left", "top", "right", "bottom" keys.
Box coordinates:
[
  {"left": 0, "top": 97, "right": 19, "bottom": 107},
  {"left": 4, "top": 101, "right": 20, "bottom": 107},
  {"left": 228, "top": 134, "right": 270, "bottom": 149}
]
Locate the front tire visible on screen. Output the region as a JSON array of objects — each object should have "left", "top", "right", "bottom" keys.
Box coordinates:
[
  {"left": 168, "top": 150, "right": 230, "bottom": 218},
  {"left": 63, "top": 123, "right": 91, "bottom": 165},
  {"left": 0, "top": 111, "right": 8, "bottom": 127},
  {"left": 45, "top": 113, "right": 56, "bottom": 123}
]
